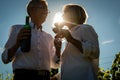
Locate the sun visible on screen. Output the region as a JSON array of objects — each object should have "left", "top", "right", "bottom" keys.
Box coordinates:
[
  {"left": 53, "top": 12, "right": 63, "bottom": 23},
  {"left": 52, "top": 12, "right": 63, "bottom": 28}
]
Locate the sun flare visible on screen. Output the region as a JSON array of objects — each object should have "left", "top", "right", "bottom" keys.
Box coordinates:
[
  {"left": 52, "top": 12, "right": 63, "bottom": 28},
  {"left": 53, "top": 12, "right": 63, "bottom": 23}
]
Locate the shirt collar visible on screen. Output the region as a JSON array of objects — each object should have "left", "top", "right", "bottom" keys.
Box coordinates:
[{"left": 29, "top": 21, "right": 42, "bottom": 31}]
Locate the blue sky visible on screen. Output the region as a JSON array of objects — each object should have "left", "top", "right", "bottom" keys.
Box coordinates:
[{"left": 0, "top": 0, "right": 120, "bottom": 74}]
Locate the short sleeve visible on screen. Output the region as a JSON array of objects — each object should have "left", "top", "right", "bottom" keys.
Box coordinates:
[
  {"left": 81, "top": 25, "right": 100, "bottom": 59},
  {"left": 71, "top": 24, "right": 100, "bottom": 59},
  {"left": 82, "top": 40, "right": 99, "bottom": 59}
]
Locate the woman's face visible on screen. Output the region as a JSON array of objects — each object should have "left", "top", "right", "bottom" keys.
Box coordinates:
[
  {"left": 29, "top": 3, "right": 48, "bottom": 26},
  {"left": 62, "top": 10, "right": 74, "bottom": 28},
  {"left": 62, "top": 11, "right": 70, "bottom": 23},
  {"left": 62, "top": 9, "right": 78, "bottom": 29}
]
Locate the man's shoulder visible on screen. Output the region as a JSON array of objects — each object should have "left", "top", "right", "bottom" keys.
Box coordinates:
[
  {"left": 11, "top": 24, "right": 24, "bottom": 29},
  {"left": 10, "top": 24, "right": 24, "bottom": 33},
  {"left": 43, "top": 31, "right": 53, "bottom": 39}
]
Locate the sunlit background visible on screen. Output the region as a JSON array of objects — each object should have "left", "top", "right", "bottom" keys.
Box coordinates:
[
  {"left": 53, "top": 12, "right": 63, "bottom": 27},
  {"left": 0, "top": 0, "right": 120, "bottom": 77}
]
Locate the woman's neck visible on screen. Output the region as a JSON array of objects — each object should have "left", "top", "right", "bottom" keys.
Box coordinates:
[
  {"left": 64, "top": 21, "right": 79, "bottom": 30},
  {"left": 67, "top": 23, "right": 78, "bottom": 30}
]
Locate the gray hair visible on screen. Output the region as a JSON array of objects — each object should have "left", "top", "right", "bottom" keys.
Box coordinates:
[
  {"left": 26, "top": 0, "right": 48, "bottom": 16},
  {"left": 63, "top": 4, "right": 88, "bottom": 24}
]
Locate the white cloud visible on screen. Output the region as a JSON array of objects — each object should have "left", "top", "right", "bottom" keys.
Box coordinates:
[{"left": 102, "top": 40, "right": 114, "bottom": 45}]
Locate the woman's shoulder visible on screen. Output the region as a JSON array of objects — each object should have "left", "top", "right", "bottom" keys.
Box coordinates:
[
  {"left": 78, "top": 24, "right": 95, "bottom": 32},
  {"left": 72, "top": 24, "right": 92, "bottom": 31},
  {"left": 73, "top": 24, "right": 95, "bottom": 34},
  {"left": 80, "top": 24, "right": 93, "bottom": 28},
  {"left": 81, "top": 24, "right": 98, "bottom": 37}
]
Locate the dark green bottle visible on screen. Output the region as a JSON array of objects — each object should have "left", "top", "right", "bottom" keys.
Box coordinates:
[{"left": 20, "top": 16, "right": 31, "bottom": 52}]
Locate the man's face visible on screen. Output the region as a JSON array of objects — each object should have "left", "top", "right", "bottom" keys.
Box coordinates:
[{"left": 29, "top": 3, "right": 48, "bottom": 25}]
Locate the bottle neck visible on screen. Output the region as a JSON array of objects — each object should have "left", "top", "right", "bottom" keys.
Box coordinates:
[{"left": 24, "top": 16, "right": 31, "bottom": 29}]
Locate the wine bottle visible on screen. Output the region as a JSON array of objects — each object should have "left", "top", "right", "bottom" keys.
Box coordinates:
[{"left": 20, "top": 16, "right": 31, "bottom": 52}]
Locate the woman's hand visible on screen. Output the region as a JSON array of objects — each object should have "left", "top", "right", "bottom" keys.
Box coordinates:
[
  {"left": 59, "top": 29, "right": 72, "bottom": 42},
  {"left": 53, "top": 22, "right": 64, "bottom": 34},
  {"left": 54, "top": 34, "right": 62, "bottom": 57},
  {"left": 54, "top": 34, "right": 62, "bottom": 50}
]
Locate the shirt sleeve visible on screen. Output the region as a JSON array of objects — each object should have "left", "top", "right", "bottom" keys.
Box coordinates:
[
  {"left": 81, "top": 25, "right": 100, "bottom": 59},
  {"left": 49, "top": 36, "right": 60, "bottom": 69},
  {"left": 72, "top": 25, "right": 100, "bottom": 59},
  {"left": 1, "top": 25, "right": 17, "bottom": 64},
  {"left": 82, "top": 40, "right": 99, "bottom": 59}
]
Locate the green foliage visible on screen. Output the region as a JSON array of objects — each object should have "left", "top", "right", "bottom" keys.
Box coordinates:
[
  {"left": 111, "top": 52, "right": 120, "bottom": 80},
  {"left": 98, "top": 68, "right": 111, "bottom": 80},
  {"left": 98, "top": 52, "right": 120, "bottom": 80},
  {"left": 0, "top": 72, "right": 13, "bottom": 80}
]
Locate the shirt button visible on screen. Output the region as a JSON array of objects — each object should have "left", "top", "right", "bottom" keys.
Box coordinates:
[{"left": 37, "top": 46, "right": 40, "bottom": 50}]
